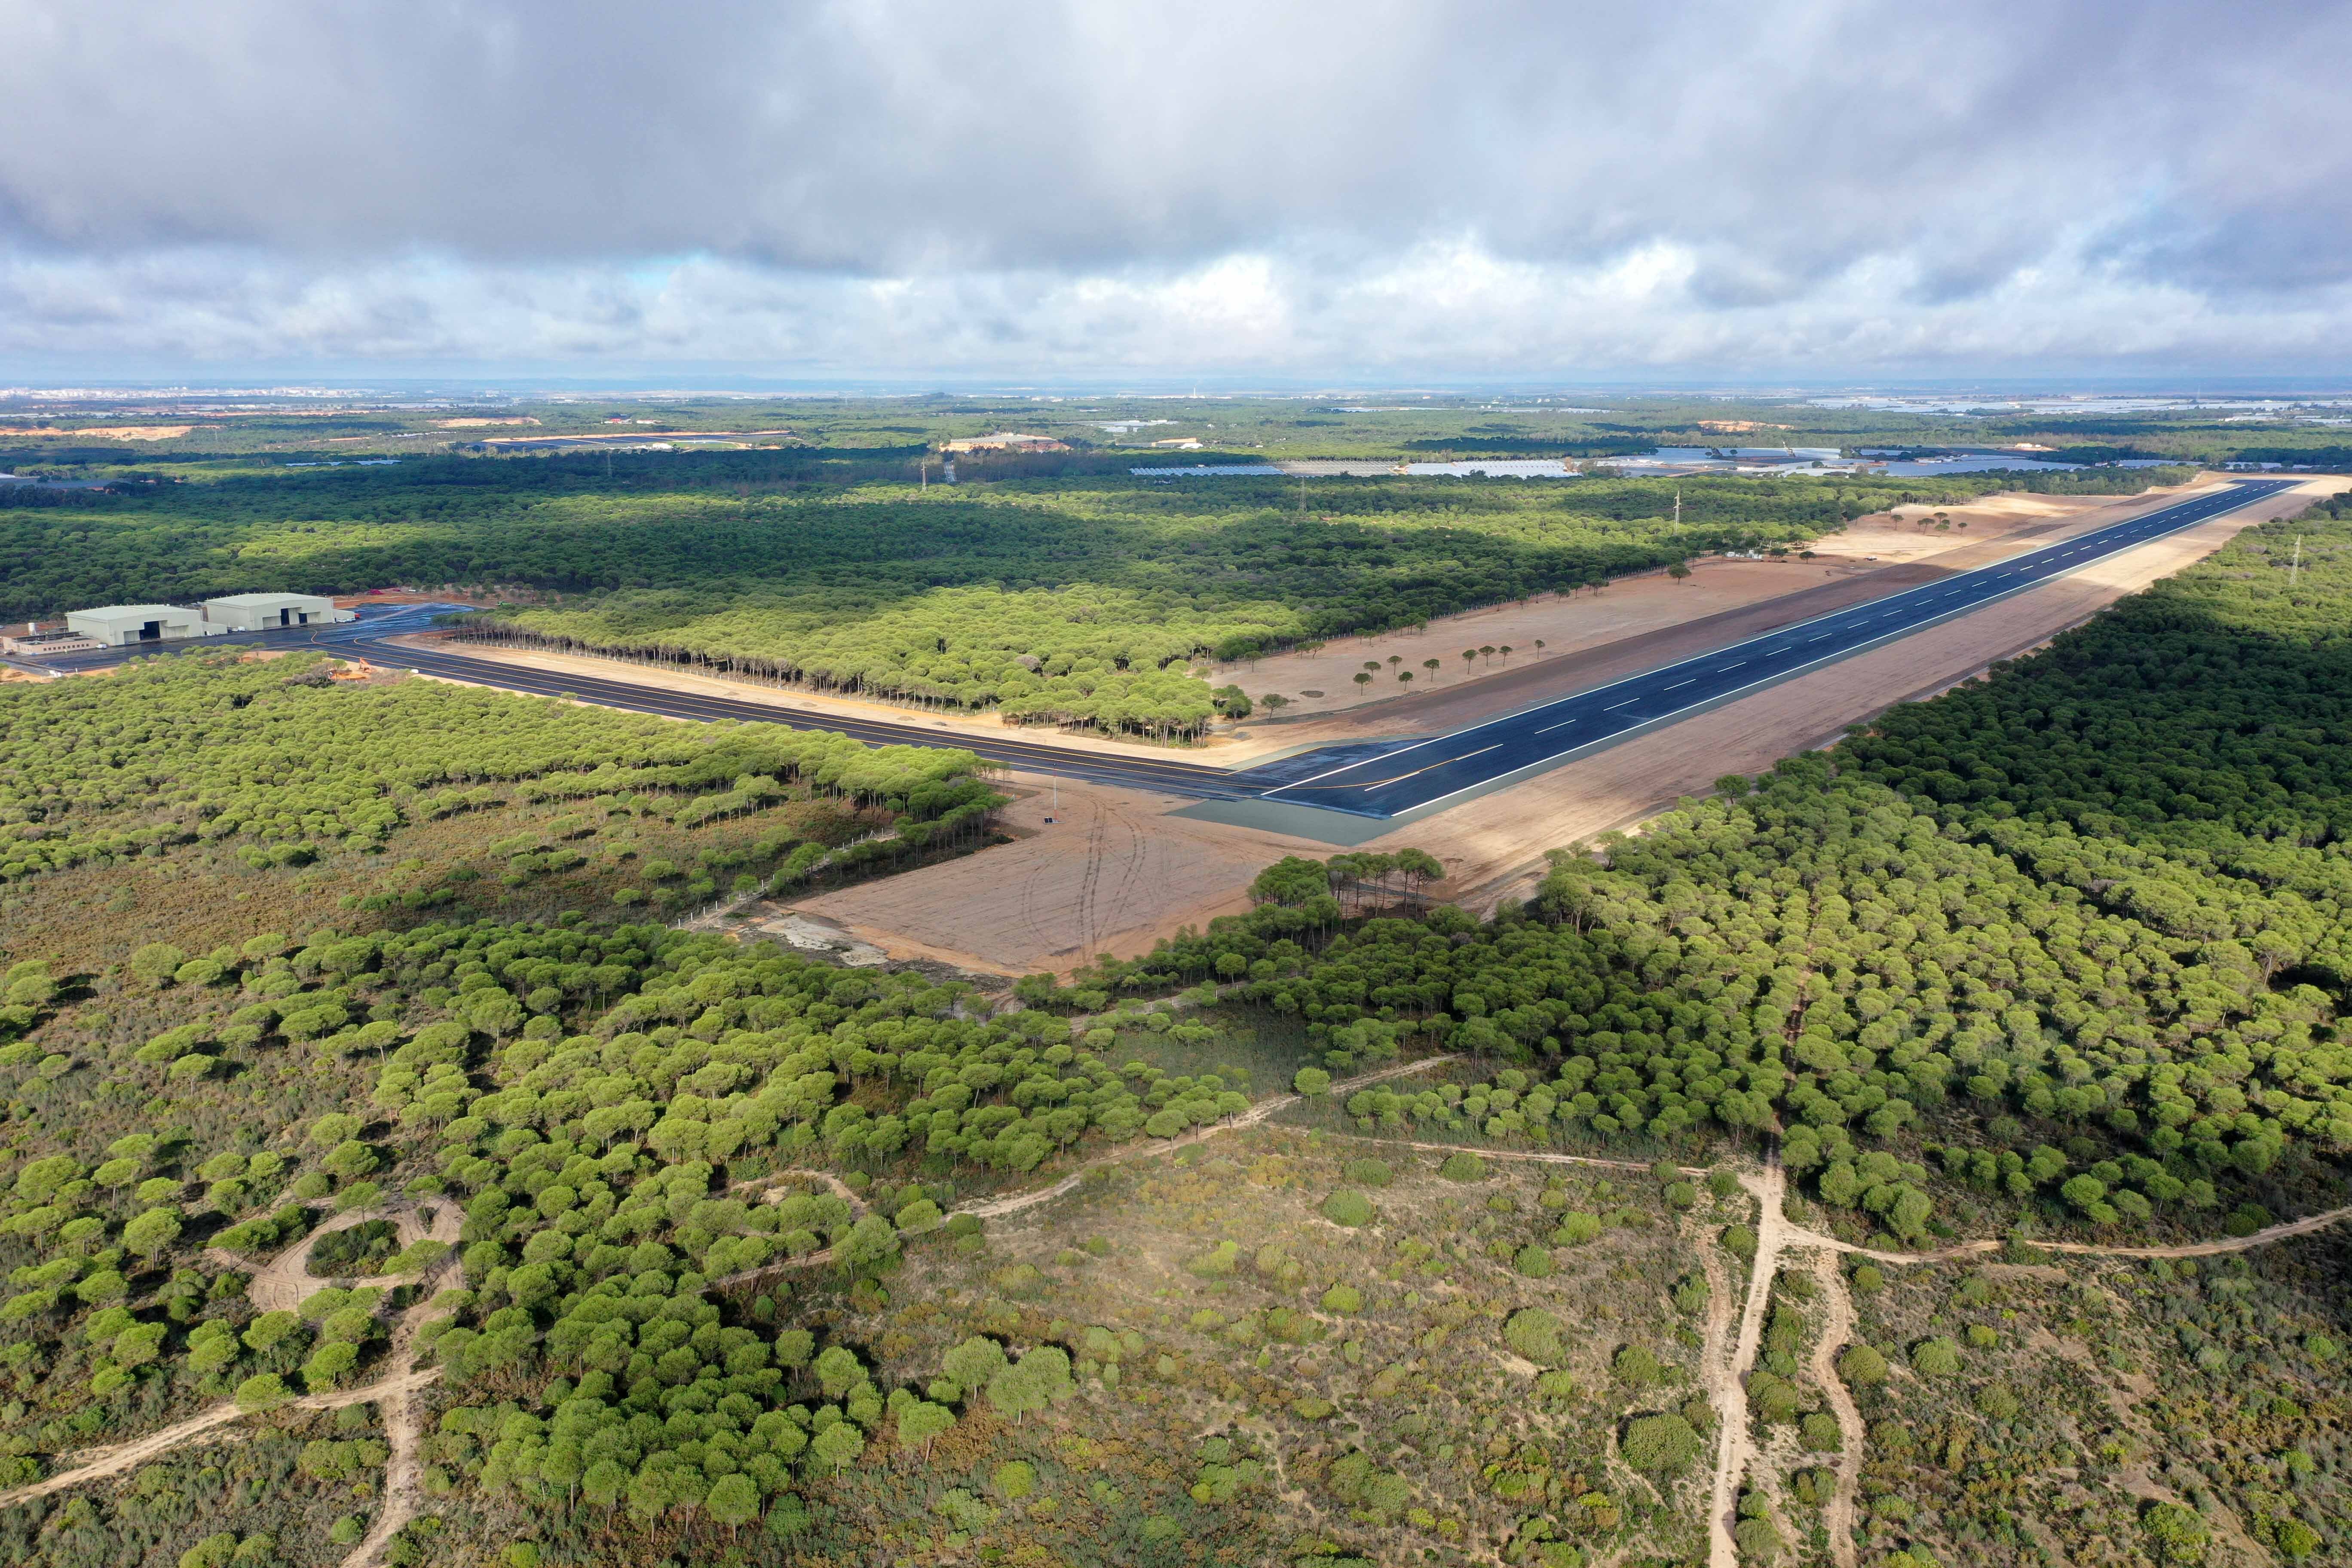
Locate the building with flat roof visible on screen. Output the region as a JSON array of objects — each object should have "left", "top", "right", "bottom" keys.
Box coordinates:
[
  {"left": 66, "top": 604, "right": 215, "bottom": 646},
  {"left": 200, "top": 592, "right": 355, "bottom": 631},
  {"left": 0, "top": 625, "right": 104, "bottom": 657}
]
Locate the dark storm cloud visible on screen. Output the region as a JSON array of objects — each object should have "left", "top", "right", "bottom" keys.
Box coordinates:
[{"left": 0, "top": 0, "right": 2347, "bottom": 371}]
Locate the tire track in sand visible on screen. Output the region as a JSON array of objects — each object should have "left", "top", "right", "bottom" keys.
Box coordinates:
[
  {"left": 1800, "top": 1249, "right": 1863, "bottom": 1568},
  {"left": 1705, "top": 1158, "right": 1787, "bottom": 1568}
]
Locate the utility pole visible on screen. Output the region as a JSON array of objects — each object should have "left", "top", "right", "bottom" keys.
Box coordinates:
[
  {"left": 1300, "top": 473, "right": 1308, "bottom": 519},
  {"left": 2291, "top": 535, "right": 2303, "bottom": 588},
  {"left": 1673, "top": 489, "right": 1681, "bottom": 531}
]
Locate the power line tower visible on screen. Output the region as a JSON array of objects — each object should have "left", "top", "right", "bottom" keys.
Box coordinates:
[{"left": 2291, "top": 534, "right": 2303, "bottom": 588}]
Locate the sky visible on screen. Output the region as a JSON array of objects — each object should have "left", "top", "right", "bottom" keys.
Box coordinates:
[{"left": 3, "top": 0, "right": 2349, "bottom": 382}]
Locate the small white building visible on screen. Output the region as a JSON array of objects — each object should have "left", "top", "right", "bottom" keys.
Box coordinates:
[
  {"left": 66, "top": 604, "right": 215, "bottom": 646},
  {"left": 200, "top": 592, "right": 356, "bottom": 632}
]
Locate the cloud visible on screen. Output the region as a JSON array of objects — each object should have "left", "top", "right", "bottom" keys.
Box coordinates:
[{"left": 1, "top": 0, "right": 2349, "bottom": 374}]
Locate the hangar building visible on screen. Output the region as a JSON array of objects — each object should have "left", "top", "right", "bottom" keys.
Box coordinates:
[
  {"left": 64, "top": 604, "right": 216, "bottom": 646},
  {"left": 200, "top": 593, "right": 356, "bottom": 631}
]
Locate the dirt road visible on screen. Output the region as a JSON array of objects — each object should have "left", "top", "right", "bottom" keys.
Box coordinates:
[
  {"left": 0, "top": 1358, "right": 446, "bottom": 1513},
  {"left": 1780, "top": 1201, "right": 2352, "bottom": 1268},
  {"left": 220, "top": 1202, "right": 458, "bottom": 1317},
  {"left": 1801, "top": 1250, "right": 1864, "bottom": 1568},
  {"left": 1705, "top": 1161, "right": 1788, "bottom": 1568},
  {"left": 6, "top": 1201, "right": 463, "bottom": 1557},
  {"left": 956, "top": 1054, "right": 1462, "bottom": 1223},
  {"left": 701, "top": 1055, "right": 1468, "bottom": 1294}
]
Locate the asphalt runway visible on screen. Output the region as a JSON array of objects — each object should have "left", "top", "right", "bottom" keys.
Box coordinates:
[
  {"left": 6, "top": 477, "right": 2292, "bottom": 826},
  {"left": 1216, "top": 477, "right": 2296, "bottom": 820}
]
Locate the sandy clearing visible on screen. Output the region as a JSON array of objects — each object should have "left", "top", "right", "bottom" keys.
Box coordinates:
[
  {"left": 0, "top": 1368, "right": 437, "bottom": 1515},
  {"left": 1776, "top": 1198, "right": 2352, "bottom": 1270},
  {"left": 0, "top": 425, "right": 194, "bottom": 439},
  {"left": 781, "top": 774, "right": 1314, "bottom": 974},
  {"left": 342, "top": 1248, "right": 465, "bottom": 1568},
  {"left": 1690, "top": 1213, "right": 1743, "bottom": 1544}
]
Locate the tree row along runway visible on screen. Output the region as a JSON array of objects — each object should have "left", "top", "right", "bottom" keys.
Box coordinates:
[{"left": 361, "top": 639, "right": 1237, "bottom": 796}]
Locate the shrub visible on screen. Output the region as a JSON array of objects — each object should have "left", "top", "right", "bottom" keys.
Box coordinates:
[
  {"left": 1621, "top": 1413, "right": 1702, "bottom": 1471},
  {"left": 1514, "top": 1244, "right": 1555, "bottom": 1277},
  {"left": 1556, "top": 1211, "right": 1602, "bottom": 1245},
  {"left": 992, "top": 1460, "right": 1036, "bottom": 1499},
  {"left": 1504, "top": 1308, "right": 1568, "bottom": 1366},
  {"left": 1837, "top": 1345, "right": 1889, "bottom": 1387},
  {"left": 1732, "top": 1514, "right": 1783, "bottom": 1562},
  {"left": 1800, "top": 1412, "right": 1843, "bottom": 1451},
  {"left": 1721, "top": 1224, "right": 1757, "bottom": 1259},
  {"left": 1438, "top": 1152, "right": 1486, "bottom": 1182},
  {"left": 1909, "top": 1338, "right": 1962, "bottom": 1376},
  {"left": 1320, "top": 1284, "right": 1365, "bottom": 1314},
  {"left": 1747, "top": 1371, "right": 1801, "bottom": 1422},
  {"left": 1341, "top": 1158, "right": 1393, "bottom": 1187},
  {"left": 2142, "top": 1501, "right": 2209, "bottom": 1564},
  {"left": 1321, "top": 1190, "right": 1376, "bottom": 1227}
]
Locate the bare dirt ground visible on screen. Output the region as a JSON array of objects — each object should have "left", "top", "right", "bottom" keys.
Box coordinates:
[
  {"left": 0, "top": 424, "right": 194, "bottom": 440},
  {"left": 214, "top": 1201, "right": 459, "bottom": 1316},
  {"left": 335, "top": 591, "right": 496, "bottom": 609},
  {"left": 781, "top": 775, "right": 1313, "bottom": 974}
]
